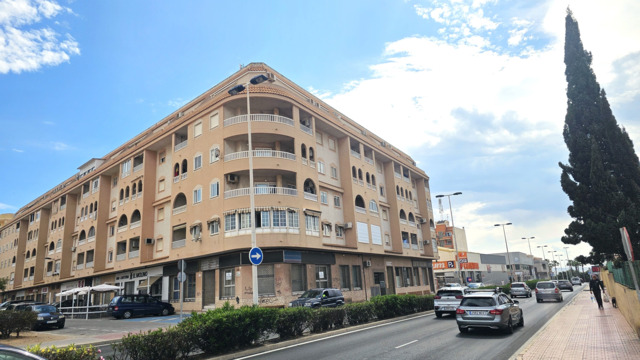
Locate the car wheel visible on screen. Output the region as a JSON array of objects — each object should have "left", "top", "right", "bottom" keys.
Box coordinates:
[
  {"left": 435, "top": 312, "right": 442, "bottom": 318},
  {"left": 58, "top": 323, "right": 65, "bottom": 329},
  {"left": 536, "top": 299, "right": 541, "bottom": 303},
  {"left": 161, "top": 308, "right": 170, "bottom": 316},
  {"left": 123, "top": 310, "right": 133, "bottom": 319},
  {"left": 504, "top": 318, "right": 514, "bottom": 334},
  {"left": 458, "top": 326, "right": 468, "bottom": 334},
  {"left": 559, "top": 297, "right": 563, "bottom": 302},
  {"left": 518, "top": 312, "right": 524, "bottom": 327}
]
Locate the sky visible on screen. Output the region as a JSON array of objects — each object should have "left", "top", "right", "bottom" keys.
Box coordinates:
[{"left": 1, "top": 0, "right": 639, "bottom": 269}]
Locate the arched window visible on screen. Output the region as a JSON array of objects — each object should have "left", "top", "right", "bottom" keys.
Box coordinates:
[
  {"left": 131, "top": 209, "right": 141, "bottom": 223},
  {"left": 399, "top": 209, "right": 407, "bottom": 220},
  {"left": 303, "top": 179, "right": 316, "bottom": 194},
  {"left": 61, "top": 217, "right": 65, "bottom": 226},
  {"left": 88, "top": 226, "right": 96, "bottom": 238},
  {"left": 366, "top": 172, "right": 371, "bottom": 184},
  {"left": 301, "top": 144, "right": 307, "bottom": 159},
  {"left": 408, "top": 192, "right": 412, "bottom": 200},
  {"left": 32, "top": 248, "right": 36, "bottom": 257},
  {"left": 118, "top": 215, "right": 128, "bottom": 228},
  {"left": 174, "top": 163, "right": 180, "bottom": 177},
  {"left": 125, "top": 186, "right": 130, "bottom": 199},
  {"left": 79, "top": 230, "right": 86, "bottom": 241},
  {"left": 371, "top": 175, "right": 376, "bottom": 186},
  {"left": 396, "top": 185, "right": 400, "bottom": 195},
  {"left": 355, "top": 195, "right": 365, "bottom": 208},
  {"left": 369, "top": 200, "right": 378, "bottom": 212},
  {"left": 132, "top": 183, "right": 137, "bottom": 195},
  {"left": 49, "top": 242, "right": 55, "bottom": 252},
  {"left": 12, "top": 256, "right": 16, "bottom": 264},
  {"left": 120, "top": 189, "right": 124, "bottom": 200},
  {"left": 173, "top": 193, "right": 187, "bottom": 209},
  {"left": 138, "top": 180, "right": 143, "bottom": 192},
  {"left": 401, "top": 188, "right": 405, "bottom": 198},
  {"left": 352, "top": 166, "right": 357, "bottom": 179},
  {"left": 181, "top": 159, "right": 188, "bottom": 174},
  {"left": 358, "top": 169, "right": 363, "bottom": 180},
  {"left": 80, "top": 208, "right": 84, "bottom": 217},
  {"left": 89, "top": 203, "right": 94, "bottom": 213},
  {"left": 309, "top": 147, "right": 315, "bottom": 161},
  {"left": 408, "top": 213, "right": 415, "bottom": 223},
  {"left": 25, "top": 250, "right": 30, "bottom": 259}
]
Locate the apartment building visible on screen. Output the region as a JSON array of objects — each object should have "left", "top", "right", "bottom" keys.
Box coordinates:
[
  {"left": 435, "top": 220, "right": 468, "bottom": 251},
  {"left": 0, "top": 63, "right": 438, "bottom": 310}
]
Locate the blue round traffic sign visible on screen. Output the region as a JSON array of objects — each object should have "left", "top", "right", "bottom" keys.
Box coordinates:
[{"left": 249, "top": 247, "right": 263, "bottom": 265}]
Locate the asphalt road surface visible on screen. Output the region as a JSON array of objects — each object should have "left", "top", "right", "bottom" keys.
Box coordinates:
[{"left": 236, "top": 285, "right": 585, "bottom": 360}]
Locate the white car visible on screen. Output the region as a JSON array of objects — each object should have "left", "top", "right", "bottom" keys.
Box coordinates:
[
  {"left": 434, "top": 287, "right": 468, "bottom": 318},
  {"left": 571, "top": 277, "right": 582, "bottom": 285}
]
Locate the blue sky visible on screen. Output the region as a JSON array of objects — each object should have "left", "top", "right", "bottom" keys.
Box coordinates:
[{"left": 1, "top": 0, "right": 639, "bottom": 266}]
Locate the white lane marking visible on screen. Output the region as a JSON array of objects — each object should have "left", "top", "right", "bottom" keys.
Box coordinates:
[
  {"left": 235, "top": 313, "right": 432, "bottom": 359},
  {"left": 395, "top": 340, "right": 418, "bottom": 349}
]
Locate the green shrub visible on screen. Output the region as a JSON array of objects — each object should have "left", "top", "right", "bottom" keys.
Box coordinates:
[
  {"left": 273, "top": 307, "right": 312, "bottom": 339},
  {"left": 27, "top": 344, "right": 101, "bottom": 360},
  {"left": 308, "top": 307, "right": 335, "bottom": 333},
  {"left": 111, "top": 327, "right": 194, "bottom": 360},
  {"left": 344, "top": 302, "right": 375, "bottom": 325},
  {"left": 0, "top": 310, "right": 36, "bottom": 338}
]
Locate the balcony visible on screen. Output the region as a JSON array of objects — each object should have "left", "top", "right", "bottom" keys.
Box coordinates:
[
  {"left": 173, "top": 205, "right": 187, "bottom": 215},
  {"left": 175, "top": 140, "right": 188, "bottom": 152},
  {"left": 224, "top": 114, "right": 295, "bottom": 128},
  {"left": 224, "top": 150, "right": 296, "bottom": 162},
  {"left": 86, "top": 261, "right": 94, "bottom": 268},
  {"left": 77, "top": 263, "right": 84, "bottom": 270},
  {"left": 304, "top": 192, "right": 318, "bottom": 202},
  {"left": 130, "top": 221, "right": 141, "bottom": 229},
  {"left": 172, "top": 239, "right": 186, "bottom": 249},
  {"left": 116, "top": 253, "right": 126, "bottom": 261},
  {"left": 128, "top": 250, "right": 139, "bottom": 258},
  {"left": 355, "top": 207, "right": 367, "bottom": 214},
  {"left": 133, "top": 163, "right": 144, "bottom": 173},
  {"left": 300, "top": 124, "right": 313, "bottom": 135},
  {"left": 364, "top": 157, "right": 374, "bottom": 165},
  {"left": 224, "top": 187, "right": 297, "bottom": 199},
  {"left": 118, "top": 225, "right": 128, "bottom": 233},
  {"left": 350, "top": 150, "right": 361, "bottom": 159}
]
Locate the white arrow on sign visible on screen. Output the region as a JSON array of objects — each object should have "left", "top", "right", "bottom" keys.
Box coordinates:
[{"left": 251, "top": 253, "right": 262, "bottom": 260}]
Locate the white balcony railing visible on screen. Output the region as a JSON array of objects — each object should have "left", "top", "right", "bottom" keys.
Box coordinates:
[
  {"left": 173, "top": 205, "right": 187, "bottom": 215},
  {"left": 224, "top": 187, "right": 297, "bottom": 199},
  {"left": 364, "top": 157, "right": 374, "bottom": 165},
  {"left": 350, "top": 150, "right": 361, "bottom": 159},
  {"left": 175, "top": 140, "right": 188, "bottom": 152},
  {"left": 128, "top": 250, "right": 139, "bottom": 258},
  {"left": 304, "top": 192, "right": 318, "bottom": 202},
  {"left": 224, "top": 114, "right": 295, "bottom": 127},
  {"left": 300, "top": 124, "right": 313, "bottom": 135},
  {"left": 172, "top": 239, "right": 186, "bottom": 248},
  {"left": 174, "top": 176, "right": 180, "bottom": 183},
  {"left": 355, "top": 207, "right": 367, "bottom": 214},
  {"left": 130, "top": 221, "right": 141, "bottom": 229},
  {"left": 116, "top": 253, "right": 126, "bottom": 261},
  {"left": 86, "top": 261, "right": 94, "bottom": 268},
  {"left": 133, "top": 163, "right": 143, "bottom": 172},
  {"left": 224, "top": 150, "right": 296, "bottom": 162},
  {"left": 77, "top": 264, "right": 84, "bottom": 270}
]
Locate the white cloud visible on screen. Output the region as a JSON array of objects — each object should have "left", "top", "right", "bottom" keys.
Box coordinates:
[
  {"left": 51, "top": 141, "right": 69, "bottom": 151},
  {"left": 11, "top": 148, "right": 23, "bottom": 152},
  {"left": 0, "top": 202, "right": 17, "bottom": 210},
  {"left": 167, "top": 98, "right": 187, "bottom": 108},
  {"left": 0, "top": 0, "right": 79, "bottom": 74}
]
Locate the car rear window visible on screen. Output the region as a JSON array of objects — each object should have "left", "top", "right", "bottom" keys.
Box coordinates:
[
  {"left": 512, "top": 283, "right": 524, "bottom": 288},
  {"left": 460, "top": 297, "right": 495, "bottom": 307},
  {"left": 33, "top": 305, "right": 57, "bottom": 313},
  {"left": 537, "top": 282, "right": 554, "bottom": 289},
  {"left": 437, "top": 290, "right": 463, "bottom": 297}
]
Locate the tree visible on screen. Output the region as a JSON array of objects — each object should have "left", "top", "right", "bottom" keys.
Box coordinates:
[
  {"left": 0, "top": 277, "right": 6, "bottom": 293},
  {"left": 559, "top": 9, "right": 640, "bottom": 260}
]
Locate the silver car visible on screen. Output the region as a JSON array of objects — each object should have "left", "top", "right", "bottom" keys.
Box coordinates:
[
  {"left": 510, "top": 282, "right": 532, "bottom": 298},
  {"left": 434, "top": 287, "right": 467, "bottom": 318},
  {"left": 535, "top": 281, "right": 563, "bottom": 302},
  {"left": 456, "top": 290, "right": 523, "bottom": 334}
]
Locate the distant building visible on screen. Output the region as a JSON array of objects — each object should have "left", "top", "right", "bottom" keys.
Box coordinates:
[
  {"left": 435, "top": 220, "right": 468, "bottom": 252},
  {"left": 0, "top": 214, "right": 12, "bottom": 228},
  {"left": 433, "top": 248, "right": 509, "bottom": 287},
  {"left": 490, "top": 252, "right": 537, "bottom": 282}
]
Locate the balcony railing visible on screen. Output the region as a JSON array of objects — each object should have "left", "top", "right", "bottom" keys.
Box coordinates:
[
  {"left": 364, "top": 157, "right": 374, "bottom": 165},
  {"left": 224, "top": 114, "right": 295, "bottom": 127},
  {"left": 116, "top": 253, "right": 126, "bottom": 261},
  {"left": 133, "top": 163, "right": 143, "bottom": 172},
  {"left": 300, "top": 124, "right": 313, "bottom": 135},
  {"left": 128, "top": 250, "right": 139, "bottom": 258},
  {"left": 172, "top": 239, "right": 186, "bottom": 248},
  {"left": 355, "top": 207, "right": 367, "bottom": 214},
  {"left": 350, "top": 150, "right": 361, "bottom": 159},
  {"left": 224, "top": 150, "right": 296, "bottom": 162},
  {"left": 77, "top": 264, "right": 84, "bottom": 270},
  {"left": 175, "top": 140, "right": 188, "bottom": 152},
  {"left": 173, "top": 205, "right": 187, "bottom": 215},
  {"left": 86, "top": 261, "right": 94, "bottom": 268},
  {"left": 130, "top": 221, "right": 141, "bottom": 229},
  {"left": 118, "top": 225, "right": 128, "bottom": 233},
  {"left": 304, "top": 192, "right": 318, "bottom": 202},
  {"left": 224, "top": 187, "right": 297, "bottom": 199}
]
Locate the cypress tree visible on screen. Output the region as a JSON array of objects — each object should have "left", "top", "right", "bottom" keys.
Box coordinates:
[{"left": 559, "top": 9, "right": 640, "bottom": 260}]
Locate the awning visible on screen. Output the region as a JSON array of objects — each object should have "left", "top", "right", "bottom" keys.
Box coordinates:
[
  {"left": 303, "top": 209, "right": 322, "bottom": 216},
  {"left": 138, "top": 276, "right": 162, "bottom": 288},
  {"left": 207, "top": 215, "right": 220, "bottom": 224}
]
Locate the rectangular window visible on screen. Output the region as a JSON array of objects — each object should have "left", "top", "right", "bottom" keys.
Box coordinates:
[
  {"left": 186, "top": 273, "right": 196, "bottom": 299},
  {"left": 225, "top": 214, "right": 236, "bottom": 231},
  {"left": 288, "top": 210, "right": 299, "bottom": 228},
  {"left": 371, "top": 225, "right": 382, "bottom": 245},
  {"left": 210, "top": 182, "right": 219, "bottom": 198},
  {"left": 193, "top": 188, "right": 202, "bottom": 204},
  {"left": 109, "top": 225, "right": 115, "bottom": 236},
  {"left": 239, "top": 212, "right": 251, "bottom": 229},
  {"left": 210, "top": 147, "right": 220, "bottom": 163},
  {"left": 320, "top": 191, "right": 328, "bottom": 204},
  {"left": 273, "top": 210, "right": 286, "bottom": 227},
  {"left": 413, "top": 267, "right": 420, "bottom": 286},
  {"left": 121, "top": 159, "right": 131, "bottom": 178},
  {"left": 317, "top": 161, "right": 325, "bottom": 174},
  {"left": 157, "top": 208, "right": 164, "bottom": 221},
  {"left": 352, "top": 266, "right": 362, "bottom": 289},
  {"left": 258, "top": 211, "right": 270, "bottom": 228},
  {"left": 258, "top": 264, "right": 275, "bottom": 296},
  {"left": 316, "top": 265, "right": 330, "bottom": 288},
  {"left": 194, "top": 155, "right": 202, "bottom": 170},
  {"left": 379, "top": 185, "right": 385, "bottom": 196},
  {"left": 339, "top": 265, "right": 350, "bottom": 290},
  {"left": 305, "top": 215, "right": 319, "bottom": 232},
  {"left": 322, "top": 223, "right": 332, "bottom": 237},
  {"left": 328, "top": 138, "right": 336, "bottom": 150},
  {"left": 331, "top": 166, "right": 338, "bottom": 179},
  {"left": 158, "top": 178, "right": 165, "bottom": 192},
  {"left": 336, "top": 226, "right": 344, "bottom": 238},
  {"left": 220, "top": 268, "right": 235, "bottom": 297},
  {"left": 209, "top": 112, "right": 219, "bottom": 129},
  {"left": 194, "top": 121, "right": 203, "bottom": 137},
  {"left": 209, "top": 220, "right": 219, "bottom": 235},
  {"left": 334, "top": 196, "right": 341, "bottom": 207},
  {"left": 291, "top": 264, "right": 307, "bottom": 292},
  {"left": 316, "top": 131, "right": 323, "bottom": 144}
]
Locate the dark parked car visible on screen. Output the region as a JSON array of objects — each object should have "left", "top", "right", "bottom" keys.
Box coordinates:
[
  {"left": 456, "top": 289, "right": 523, "bottom": 334},
  {"left": 0, "top": 300, "right": 27, "bottom": 311},
  {"left": 107, "top": 294, "right": 175, "bottom": 319},
  {"left": 17, "top": 304, "right": 66, "bottom": 330},
  {"left": 288, "top": 288, "right": 344, "bottom": 308},
  {"left": 557, "top": 280, "right": 574, "bottom": 292},
  {"left": 2, "top": 301, "right": 45, "bottom": 311}
]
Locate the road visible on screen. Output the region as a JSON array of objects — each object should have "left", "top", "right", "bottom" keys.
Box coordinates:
[{"left": 236, "top": 285, "right": 585, "bottom": 360}]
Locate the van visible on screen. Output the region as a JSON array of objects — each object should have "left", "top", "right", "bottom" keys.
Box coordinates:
[{"left": 107, "top": 294, "right": 174, "bottom": 319}]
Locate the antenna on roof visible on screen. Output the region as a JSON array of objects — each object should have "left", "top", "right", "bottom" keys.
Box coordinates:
[{"left": 438, "top": 198, "right": 444, "bottom": 221}]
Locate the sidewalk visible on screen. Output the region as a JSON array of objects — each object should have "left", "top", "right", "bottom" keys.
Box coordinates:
[{"left": 512, "top": 289, "right": 640, "bottom": 360}]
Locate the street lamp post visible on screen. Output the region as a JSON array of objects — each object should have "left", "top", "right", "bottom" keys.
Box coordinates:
[
  {"left": 537, "top": 245, "right": 548, "bottom": 279},
  {"left": 435, "top": 192, "right": 463, "bottom": 285},
  {"left": 563, "top": 247, "right": 572, "bottom": 278},
  {"left": 557, "top": 254, "right": 564, "bottom": 280},
  {"left": 522, "top": 237, "right": 535, "bottom": 256},
  {"left": 228, "top": 73, "right": 269, "bottom": 306},
  {"left": 548, "top": 250, "right": 557, "bottom": 280},
  {"left": 495, "top": 223, "right": 514, "bottom": 283}
]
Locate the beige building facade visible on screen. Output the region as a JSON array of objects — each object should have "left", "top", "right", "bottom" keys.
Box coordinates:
[{"left": 0, "top": 63, "right": 438, "bottom": 310}]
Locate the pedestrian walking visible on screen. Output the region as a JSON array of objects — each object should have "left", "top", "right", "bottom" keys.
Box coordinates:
[{"left": 589, "top": 274, "right": 606, "bottom": 309}]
